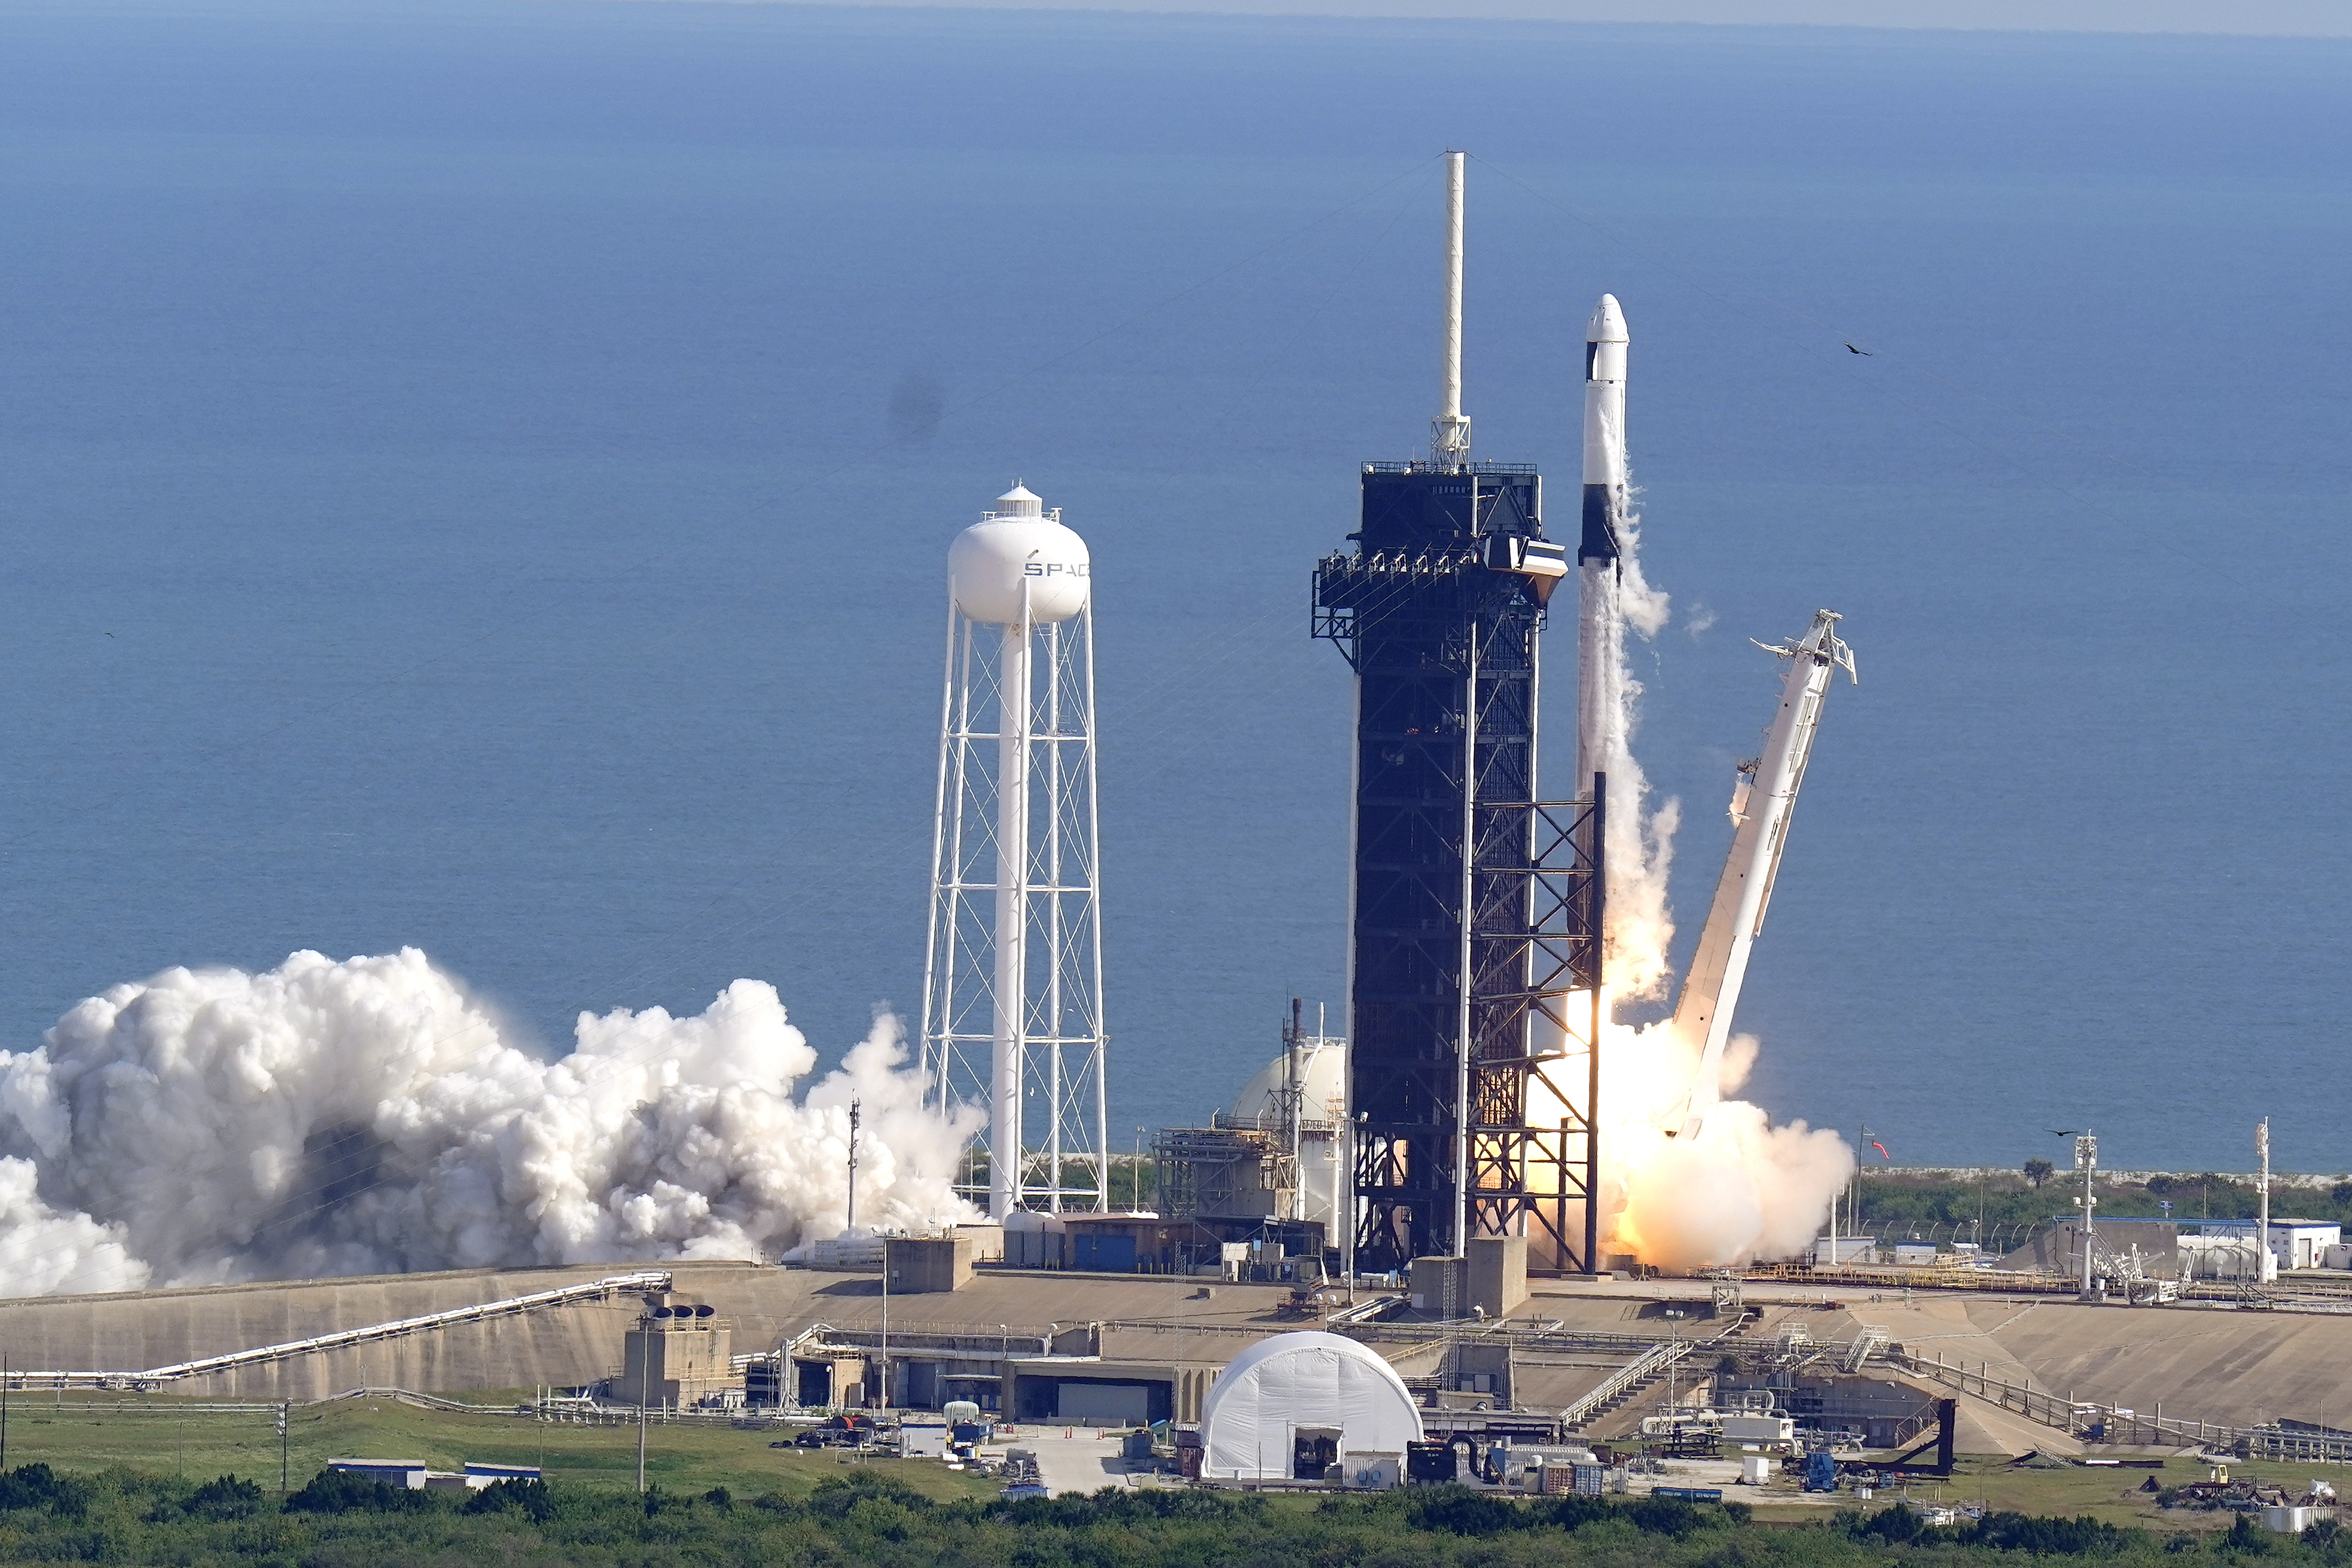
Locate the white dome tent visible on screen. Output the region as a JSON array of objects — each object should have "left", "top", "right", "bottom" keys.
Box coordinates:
[{"left": 1197, "top": 1331, "right": 1423, "bottom": 1483}]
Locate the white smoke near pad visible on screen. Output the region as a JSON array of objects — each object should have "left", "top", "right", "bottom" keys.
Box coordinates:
[{"left": 0, "top": 948, "right": 977, "bottom": 1292}]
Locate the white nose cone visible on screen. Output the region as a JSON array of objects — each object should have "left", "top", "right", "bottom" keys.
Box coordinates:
[
  {"left": 1585, "top": 294, "right": 1628, "bottom": 384},
  {"left": 1587, "top": 293, "right": 1628, "bottom": 344},
  {"left": 950, "top": 482, "right": 1091, "bottom": 625}
]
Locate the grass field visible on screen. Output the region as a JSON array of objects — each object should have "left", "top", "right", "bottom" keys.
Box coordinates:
[
  {"left": 5, "top": 1390, "right": 2341, "bottom": 1539},
  {"left": 0, "top": 1390, "right": 1000, "bottom": 1500}
]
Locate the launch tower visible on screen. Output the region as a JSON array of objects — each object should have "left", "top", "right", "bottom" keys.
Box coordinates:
[{"left": 1312, "top": 155, "right": 1605, "bottom": 1275}]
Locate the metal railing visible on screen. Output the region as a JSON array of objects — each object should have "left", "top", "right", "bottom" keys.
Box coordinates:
[
  {"left": 1557, "top": 1338, "right": 1694, "bottom": 1431},
  {"left": 1882, "top": 1347, "right": 2341, "bottom": 1459}
]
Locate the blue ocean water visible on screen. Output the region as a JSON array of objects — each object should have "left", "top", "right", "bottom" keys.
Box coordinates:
[{"left": 0, "top": 1, "right": 2345, "bottom": 1176}]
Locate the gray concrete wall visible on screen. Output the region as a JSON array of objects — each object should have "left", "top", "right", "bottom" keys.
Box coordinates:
[
  {"left": 0, "top": 1261, "right": 793, "bottom": 1400},
  {"left": 1469, "top": 1236, "right": 1528, "bottom": 1317}
]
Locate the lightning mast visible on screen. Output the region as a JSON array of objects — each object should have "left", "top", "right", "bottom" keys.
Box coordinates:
[{"left": 1668, "top": 609, "right": 1856, "bottom": 1138}]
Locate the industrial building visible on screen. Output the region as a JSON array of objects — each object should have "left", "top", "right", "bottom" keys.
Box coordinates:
[
  {"left": 1149, "top": 1001, "right": 1343, "bottom": 1266},
  {"left": 612, "top": 1291, "right": 732, "bottom": 1408}
]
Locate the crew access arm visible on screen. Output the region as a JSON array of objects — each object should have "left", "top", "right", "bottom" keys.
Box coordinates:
[{"left": 1668, "top": 609, "right": 1857, "bottom": 1139}]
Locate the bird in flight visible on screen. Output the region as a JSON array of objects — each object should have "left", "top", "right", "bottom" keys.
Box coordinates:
[{"left": 1845, "top": 343, "right": 1872, "bottom": 355}]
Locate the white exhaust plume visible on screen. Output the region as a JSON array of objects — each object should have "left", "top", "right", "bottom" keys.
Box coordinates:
[
  {"left": 1583, "top": 457, "right": 1853, "bottom": 1270},
  {"left": 1584, "top": 488, "right": 1680, "bottom": 1002},
  {"left": 0, "top": 948, "right": 978, "bottom": 1294}
]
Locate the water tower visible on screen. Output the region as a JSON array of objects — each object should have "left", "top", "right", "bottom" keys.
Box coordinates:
[{"left": 920, "top": 483, "right": 1109, "bottom": 1218}]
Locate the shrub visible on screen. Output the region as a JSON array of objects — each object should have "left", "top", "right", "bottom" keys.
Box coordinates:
[
  {"left": 1964, "top": 1510, "right": 2130, "bottom": 1554},
  {"left": 1624, "top": 1496, "right": 1713, "bottom": 1538},
  {"left": 181, "top": 1474, "right": 264, "bottom": 1520},
  {"left": 283, "top": 1468, "right": 437, "bottom": 1514},
  {"left": 1545, "top": 1494, "right": 1615, "bottom": 1531},
  {"left": 1406, "top": 1485, "right": 1520, "bottom": 1537},
  {"left": 462, "top": 1477, "right": 553, "bottom": 1523},
  {"left": 0, "top": 1463, "right": 91, "bottom": 1517},
  {"left": 1853, "top": 1503, "right": 1929, "bottom": 1544},
  {"left": 808, "top": 1471, "right": 934, "bottom": 1518},
  {"left": 2224, "top": 1512, "right": 2272, "bottom": 1554}
]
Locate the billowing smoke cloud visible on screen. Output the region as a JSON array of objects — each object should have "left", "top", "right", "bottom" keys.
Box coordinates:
[
  {"left": 1601, "top": 1017, "right": 1851, "bottom": 1271},
  {"left": 1593, "top": 478, "right": 1854, "bottom": 1269},
  {"left": 0, "top": 949, "right": 977, "bottom": 1294}
]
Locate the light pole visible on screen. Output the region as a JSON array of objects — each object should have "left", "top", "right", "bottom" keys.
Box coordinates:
[
  {"left": 1853, "top": 1122, "right": 1871, "bottom": 1252},
  {"left": 2072, "top": 1133, "right": 2098, "bottom": 1298},
  {"left": 1663, "top": 1308, "right": 1685, "bottom": 1414},
  {"left": 2256, "top": 1119, "right": 2272, "bottom": 1285}
]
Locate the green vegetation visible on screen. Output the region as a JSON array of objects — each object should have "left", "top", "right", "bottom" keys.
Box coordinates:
[
  {"left": 0, "top": 1467, "right": 2339, "bottom": 1567},
  {"left": 1, "top": 1396, "right": 2344, "bottom": 1564},
  {"left": 1106, "top": 1152, "right": 1157, "bottom": 1210}
]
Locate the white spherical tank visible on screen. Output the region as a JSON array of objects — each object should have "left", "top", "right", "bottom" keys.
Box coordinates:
[{"left": 949, "top": 483, "right": 1091, "bottom": 626}]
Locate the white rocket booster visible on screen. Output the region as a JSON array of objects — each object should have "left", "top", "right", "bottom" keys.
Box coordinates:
[
  {"left": 1576, "top": 295, "right": 1628, "bottom": 798},
  {"left": 1668, "top": 609, "right": 1857, "bottom": 1139}
]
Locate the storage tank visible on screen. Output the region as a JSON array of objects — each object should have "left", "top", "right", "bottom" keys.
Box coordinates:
[
  {"left": 1222, "top": 1032, "right": 1346, "bottom": 1228},
  {"left": 948, "top": 484, "right": 1090, "bottom": 626}
]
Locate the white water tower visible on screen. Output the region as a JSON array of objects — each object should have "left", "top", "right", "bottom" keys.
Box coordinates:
[{"left": 920, "top": 483, "right": 1108, "bottom": 1218}]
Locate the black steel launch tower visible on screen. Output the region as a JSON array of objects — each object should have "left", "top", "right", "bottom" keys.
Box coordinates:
[
  {"left": 1311, "top": 152, "right": 1604, "bottom": 1277},
  {"left": 1313, "top": 465, "right": 1604, "bottom": 1277}
]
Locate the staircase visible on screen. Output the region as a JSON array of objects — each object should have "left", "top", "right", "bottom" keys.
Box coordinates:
[
  {"left": 1560, "top": 1339, "right": 1695, "bottom": 1433},
  {"left": 1842, "top": 1327, "right": 1890, "bottom": 1374}
]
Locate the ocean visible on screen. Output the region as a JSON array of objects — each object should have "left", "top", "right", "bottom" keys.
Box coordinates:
[{"left": 0, "top": 0, "right": 2345, "bottom": 1176}]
